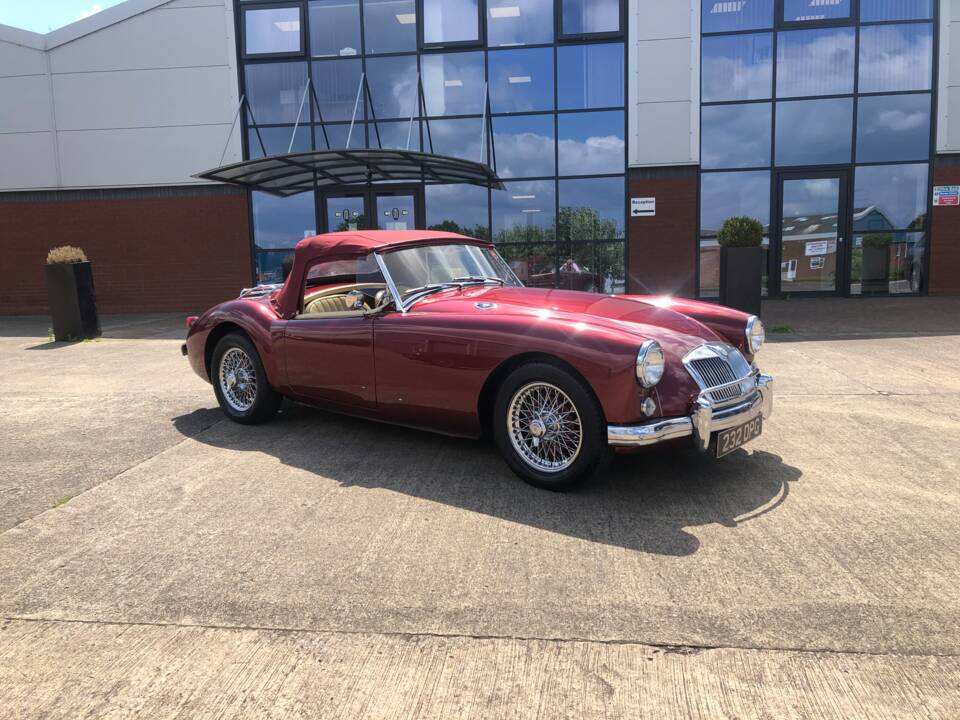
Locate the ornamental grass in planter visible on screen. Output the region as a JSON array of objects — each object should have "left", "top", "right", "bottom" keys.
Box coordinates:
[
  {"left": 45, "top": 246, "right": 101, "bottom": 341},
  {"left": 717, "top": 216, "right": 764, "bottom": 317}
]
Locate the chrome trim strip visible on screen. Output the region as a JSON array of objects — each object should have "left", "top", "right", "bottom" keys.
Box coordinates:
[
  {"left": 373, "top": 252, "right": 406, "bottom": 314},
  {"left": 607, "top": 373, "right": 774, "bottom": 448}
]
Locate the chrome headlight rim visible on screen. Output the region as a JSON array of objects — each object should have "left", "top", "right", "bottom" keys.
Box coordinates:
[
  {"left": 636, "top": 340, "right": 665, "bottom": 388},
  {"left": 746, "top": 315, "right": 765, "bottom": 354}
]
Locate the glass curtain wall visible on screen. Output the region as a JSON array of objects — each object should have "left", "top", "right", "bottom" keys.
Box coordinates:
[
  {"left": 237, "top": 0, "right": 627, "bottom": 291},
  {"left": 698, "top": 0, "right": 934, "bottom": 297}
]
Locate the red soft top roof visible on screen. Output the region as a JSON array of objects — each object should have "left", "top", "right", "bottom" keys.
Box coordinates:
[
  {"left": 295, "top": 230, "right": 491, "bottom": 256},
  {"left": 274, "top": 230, "right": 493, "bottom": 318}
]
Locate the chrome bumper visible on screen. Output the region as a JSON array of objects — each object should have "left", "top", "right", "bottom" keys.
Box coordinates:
[{"left": 607, "top": 373, "right": 774, "bottom": 449}]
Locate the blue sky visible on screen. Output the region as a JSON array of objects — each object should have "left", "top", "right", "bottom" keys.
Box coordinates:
[{"left": 0, "top": 0, "right": 126, "bottom": 33}]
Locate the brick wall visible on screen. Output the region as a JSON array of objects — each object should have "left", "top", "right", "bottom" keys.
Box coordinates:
[
  {"left": 1, "top": 187, "right": 252, "bottom": 315},
  {"left": 627, "top": 167, "right": 698, "bottom": 298},
  {"left": 930, "top": 161, "right": 960, "bottom": 295}
]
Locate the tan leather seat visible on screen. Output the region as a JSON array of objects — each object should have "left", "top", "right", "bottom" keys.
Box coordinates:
[{"left": 304, "top": 294, "right": 348, "bottom": 315}]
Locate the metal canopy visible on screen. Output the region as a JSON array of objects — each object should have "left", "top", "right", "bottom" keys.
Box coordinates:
[{"left": 193, "top": 149, "right": 504, "bottom": 197}]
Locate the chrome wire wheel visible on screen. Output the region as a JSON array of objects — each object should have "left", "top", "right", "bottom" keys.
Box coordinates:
[
  {"left": 507, "top": 381, "right": 583, "bottom": 473},
  {"left": 218, "top": 347, "right": 258, "bottom": 412}
]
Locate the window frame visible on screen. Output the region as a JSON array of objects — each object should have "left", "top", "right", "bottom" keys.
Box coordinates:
[
  {"left": 556, "top": 0, "right": 625, "bottom": 43},
  {"left": 418, "top": 0, "right": 485, "bottom": 50},
  {"left": 241, "top": 2, "right": 306, "bottom": 60}
]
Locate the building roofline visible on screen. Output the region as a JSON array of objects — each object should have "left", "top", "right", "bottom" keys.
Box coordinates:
[{"left": 0, "top": 0, "right": 181, "bottom": 51}]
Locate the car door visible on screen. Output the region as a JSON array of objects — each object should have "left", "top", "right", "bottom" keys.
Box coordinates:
[{"left": 282, "top": 255, "right": 378, "bottom": 408}]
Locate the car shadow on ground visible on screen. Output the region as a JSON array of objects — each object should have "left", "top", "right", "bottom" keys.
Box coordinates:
[{"left": 174, "top": 402, "right": 802, "bottom": 558}]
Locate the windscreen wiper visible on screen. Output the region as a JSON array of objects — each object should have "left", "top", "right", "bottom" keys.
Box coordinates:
[{"left": 450, "top": 276, "right": 506, "bottom": 286}]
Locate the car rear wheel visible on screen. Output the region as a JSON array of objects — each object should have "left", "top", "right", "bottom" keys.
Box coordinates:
[
  {"left": 211, "top": 332, "right": 281, "bottom": 424},
  {"left": 493, "top": 362, "right": 608, "bottom": 491}
]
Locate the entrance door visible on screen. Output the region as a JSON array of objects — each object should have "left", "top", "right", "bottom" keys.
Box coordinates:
[
  {"left": 775, "top": 172, "right": 848, "bottom": 296},
  {"left": 326, "top": 194, "right": 366, "bottom": 232},
  {"left": 374, "top": 192, "right": 416, "bottom": 230}
]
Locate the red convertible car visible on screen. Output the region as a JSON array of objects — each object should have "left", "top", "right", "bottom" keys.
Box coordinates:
[{"left": 183, "top": 230, "right": 772, "bottom": 489}]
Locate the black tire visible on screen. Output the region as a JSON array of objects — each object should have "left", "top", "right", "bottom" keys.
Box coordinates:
[
  {"left": 492, "top": 362, "right": 609, "bottom": 491},
  {"left": 211, "top": 332, "right": 281, "bottom": 425}
]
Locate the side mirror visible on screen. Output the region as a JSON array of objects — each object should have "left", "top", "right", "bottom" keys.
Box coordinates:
[{"left": 345, "top": 290, "right": 366, "bottom": 311}]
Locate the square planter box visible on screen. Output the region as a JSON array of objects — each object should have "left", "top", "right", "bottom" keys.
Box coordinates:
[
  {"left": 720, "top": 246, "right": 763, "bottom": 317},
  {"left": 45, "top": 262, "right": 101, "bottom": 341}
]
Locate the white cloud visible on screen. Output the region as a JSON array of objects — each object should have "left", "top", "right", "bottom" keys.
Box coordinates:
[{"left": 75, "top": 4, "right": 103, "bottom": 22}]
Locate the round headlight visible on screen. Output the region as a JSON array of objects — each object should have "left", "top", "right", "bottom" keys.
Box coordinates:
[
  {"left": 746, "top": 316, "right": 765, "bottom": 354},
  {"left": 636, "top": 340, "right": 665, "bottom": 388}
]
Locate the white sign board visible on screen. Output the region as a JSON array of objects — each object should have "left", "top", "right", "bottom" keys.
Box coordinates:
[
  {"left": 933, "top": 185, "right": 960, "bottom": 206},
  {"left": 805, "top": 239, "right": 837, "bottom": 256},
  {"left": 631, "top": 197, "right": 655, "bottom": 217}
]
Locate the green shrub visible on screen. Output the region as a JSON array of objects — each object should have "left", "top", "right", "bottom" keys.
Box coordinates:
[
  {"left": 46, "top": 246, "right": 88, "bottom": 265},
  {"left": 862, "top": 233, "right": 892, "bottom": 249},
  {"left": 717, "top": 217, "right": 763, "bottom": 248}
]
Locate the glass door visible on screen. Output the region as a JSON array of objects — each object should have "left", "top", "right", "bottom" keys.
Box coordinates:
[
  {"left": 374, "top": 192, "right": 416, "bottom": 230},
  {"left": 325, "top": 194, "right": 366, "bottom": 232},
  {"left": 775, "top": 172, "right": 848, "bottom": 296}
]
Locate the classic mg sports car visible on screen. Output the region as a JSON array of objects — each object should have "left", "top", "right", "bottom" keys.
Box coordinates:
[{"left": 183, "top": 230, "right": 772, "bottom": 489}]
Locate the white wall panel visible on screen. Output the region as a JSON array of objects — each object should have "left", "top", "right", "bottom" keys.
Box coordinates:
[
  {"left": 633, "top": 102, "right": 692, "bottom": 166},
  {"left": 57, "top": 124, "right": 236, "bottom": 187},
  {"left": 0, "top": 76, "right": 53, "bottom": 132},
  {"left": 49, "top": 5, "right": 230, "bottom": 74},
  {"left": 635, "top": 39, "right": 692, "bottom": 103},
  {"left": 0, "top": 41, "right": 46, "bottom": 78},
  {"left": 53, "top": 66, "right": 234, "bottom": 130},
  {"left": 938, "top": 1, "right": 959, "bottom": 154},
  {"left": 0, "top": 133, "right": 58, "bottom": 188}
]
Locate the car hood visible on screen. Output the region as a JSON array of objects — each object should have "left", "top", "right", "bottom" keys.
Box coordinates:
[{"left": 413, "top": 286, "right": 724, "bottom": 353}]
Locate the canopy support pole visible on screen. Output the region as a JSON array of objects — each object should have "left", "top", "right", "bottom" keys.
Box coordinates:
[
  {"left": 346, "top": 73, "right": 365, "bottom": 150},
  {"left": 405, "top": 72, "right": 420, "bottom": 151},
  {"left": 479, "top": 81, "right": 488, "bottom": 164},
  {"left": 288, "top": 79, "right": 311, "bottom": 154},
  {"left": 219, "top": 94, "right": 246, "bottom": 167}
]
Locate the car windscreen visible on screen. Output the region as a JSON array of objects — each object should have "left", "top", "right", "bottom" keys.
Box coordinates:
[{"left": 381, "top": 244, "right": 521, "bottom": 296}]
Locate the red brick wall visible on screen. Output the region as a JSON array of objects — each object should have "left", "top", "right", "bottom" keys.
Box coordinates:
[
  {"left": 1, "top": 188, "right": 252, "bottom": 314},
  {"left": 930, "top": 163, "right": 960, "bottom": 295},
  {"left": 627, "top": 169, "right": 698, "bottom": 298}
]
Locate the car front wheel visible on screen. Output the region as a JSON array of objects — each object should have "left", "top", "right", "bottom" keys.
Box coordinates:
[
  {"left": 211, "top": 332, "right": 281, "bottom": 424},
  {"left": 493, "top": 362, "right": 608, "bottom": 491}
]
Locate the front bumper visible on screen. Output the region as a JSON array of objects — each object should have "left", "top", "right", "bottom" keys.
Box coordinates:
[{"left": 607, "top": 373, "right": 773, "bottom": 450}]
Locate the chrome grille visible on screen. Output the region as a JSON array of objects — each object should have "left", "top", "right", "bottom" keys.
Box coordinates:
[
  {"left": 683, "top": 343, "right": 755, "bottom": 406},
  {"left": 689, "top": 356, "right": 740, "bottom": 401}
]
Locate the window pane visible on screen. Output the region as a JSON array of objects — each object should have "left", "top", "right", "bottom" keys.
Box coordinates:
[
  {"left": 558, "top": 177, "right": 625, "bottom": 240},
  {"left": 366, "top": 55, "right": 418, "bottom": 120},
  {"left": 309, "top": 0, "right": 359, "bottom": 57},
  {"left": 314, "top": 123, "right": 365, "bottom": 149},
  {"left": 856, "top": 93, "right": 930, "bottom": 163},
  {"left": 499, "top": 243, "right": 557, "bottom": 287},
  {"left": 701, "top": 104, "right": 771, "bottom": 170},
  {"left": 247, "top": 126, "right": 312, "bottom": 158},
  {"left": 557, "top": 43, "right": 624, "bottom": 110},
  {"left": 364, "top": 0, "right": 416, "bottom": 54},
  {"left": 492, "top": 180, "right": 556, "bottom": 242},
  {"left": 424, "top": 0, "right": 478, "bottom": 44},
  {"left": 487, "top": 0, "right": 553, "bottom": 46},
  {"left": 853, "top": 164, "right": 928, "bottom": 230},
  {"left": 244, "top": 6, "right": 301, "bottom": 55},
  {"left": 700, "top": 171, "right": 771, "bottom": 238},
  {"left": 783, "top": 0, "right": 850, "bottom": 22},
  {"left": 371, "top": 120, "right": 420, "bottom": 150},
  {"left": 858, "top": 24, "right": 933, "bottom": 93},
  {"left": 558, "top": 242, "right": 625, "bottom": 293},
  {"left": 561, "top": 0, "right": 620, "bottom": 35},
  {"left": 425, "top": 184, "right": 489, "bottom": 238},
  {"left": 850, "top": 231, "right": 924, "bottom": 295},
  {"left": 702, "top": 0, "right": 773, "bottom": 33},
  {"left": 701, "top": 34, "right": 773, "bottom": 103},
  {"left": 427, "top": 118, "right": 483, "bottom": 160},
  {"left": 245, "top": 62, "right": 308, "bottom": 124},
  {"left": 492, "top": 114, "right": 555, "bottom": 178},
  {"left": 775, "top": 98, "right": 852, "bottom": 166},
  {"left": 489, "top": 48, "right": 554, "bottom": 113},
  {"left": 422, "top": 52, "right": 485, "bottom": 116},
  {"left": 312, "top": 59, "right": 363, "bottom": 121},
  {"left": 256, "top": 250, "right": 296, "bottom": 284},
  {"left": 777, "top": 27, "right": 854, "bottom": 98},
  {"left": 252, "top": 190, "right": 317, "bottom": 250},
  {"left": 860, "top": 0, "right": 932, "bottom": 21},
  {"left": 558, "top": 111, "right": 624, "bottom": 175}
]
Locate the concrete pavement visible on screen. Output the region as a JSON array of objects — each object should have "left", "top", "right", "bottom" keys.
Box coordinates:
[{"left": 1, "top": 301, "right": 959, "bottom": 717}]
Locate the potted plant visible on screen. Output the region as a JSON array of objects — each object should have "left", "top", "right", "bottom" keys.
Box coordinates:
[
  {"left": 860, "top": 233, "right": 891, "bottom": 295},
  {"left": 717, "top": 216, "right": 764, "bottom": 316},
  {"left": 45, "top": 246, "right": 101, "bottom": 341}
]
